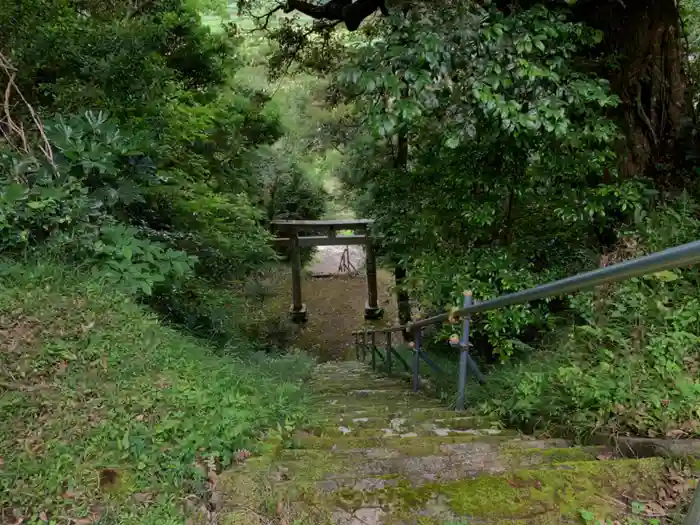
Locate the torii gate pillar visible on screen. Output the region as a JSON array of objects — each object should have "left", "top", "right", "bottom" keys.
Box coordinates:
[{"left": 271, "top": 219, "right": 384, "bottom": 323}]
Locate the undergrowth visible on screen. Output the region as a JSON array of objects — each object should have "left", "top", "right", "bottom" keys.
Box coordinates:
[
  {"left": 473, "top": 199, "right": 700, "bottom": 440},
  {"left": 0, "top": 259, "right": 315, "bottom": 524},
  {"left": 378, "top": 198, "right": 700, "bottom": 441}
]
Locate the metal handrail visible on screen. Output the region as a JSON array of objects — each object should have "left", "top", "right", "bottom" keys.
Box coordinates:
[
  {"left": 353, "top": 239, "right": 700, "bottom": 410},
  {"left": 355, "top": 239, "right": 700, "bottom": 336}
]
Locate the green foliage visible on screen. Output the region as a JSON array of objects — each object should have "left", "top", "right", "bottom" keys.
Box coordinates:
[
  {"left": 265, "top": 167, "right": 327, "bottom": 222},
  {"left": 333, "top": 2, "right": 634, "bottom": 358},
  {"left": 5, "top": 0, "right": 231, "bottom": 117},
  {"left": 0, "top": 111, "right": 201, "bottom": 297},
  {"left": 83, "top": 223, "right": 197, "bottom": 296},
  {"left": 1, "top": 0, "right": 331, "bottom": 295},
  {"left": 150, "top": 274, "right": 299, "bottom": 351},
  {"left": 0, "top": 260, "right": 314, "bottom": 522},
  {"left": 259, "top": 160, "right": 328, "bottom": 263},
  {"left": 477, "top": 197, "right": 700, "bottom": 439}
]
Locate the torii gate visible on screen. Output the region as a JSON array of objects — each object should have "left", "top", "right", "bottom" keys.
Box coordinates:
[{"left": 271, "top": 219, "right": 383, "bottom": 323}]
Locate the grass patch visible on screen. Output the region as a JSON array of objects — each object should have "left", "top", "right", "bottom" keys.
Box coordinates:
[{"left": 0, "top": 260, "right": 315, "bottom": 524}]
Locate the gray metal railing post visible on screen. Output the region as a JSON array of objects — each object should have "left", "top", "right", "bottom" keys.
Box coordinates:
[
  {"left": 456, "top": 291, "right": 472, "bottom": 411},
  {"left": 412, "top": 330, "right": 421, "bottom": 392},
  {"left": 386, "top": 332, "right": 392, "bottom": 375},
  {"left": 362, "top": 330, "right": 367, "bottom": 361},
  {"left": 371, "top": 331, "right": 377, "bottom": 370}
]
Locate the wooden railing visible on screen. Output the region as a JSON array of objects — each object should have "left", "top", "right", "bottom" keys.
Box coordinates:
[{"left": 353, "top": 239, "right": 700, "bottom": 411}]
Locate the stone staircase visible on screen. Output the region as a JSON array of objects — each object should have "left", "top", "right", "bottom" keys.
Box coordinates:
[{"left": 217, "top": 361, "right": 669, "bottom": 524}]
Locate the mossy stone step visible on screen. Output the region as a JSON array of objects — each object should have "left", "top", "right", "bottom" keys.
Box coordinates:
[
  {"left": 320, "top": 400, "right": 446, "bottom": 417},
  {"left": 218, "top": 457, "right": 667, "bottom": 525},
  {"left": 324, "top": 413, "right": 504, "bottom": 433},
  {"left": 279, "top": 439, "right": 605, "bottom": 463},
  {"left": 321, "top": 407, "right": 500, "bottom": 425},
  {"left": 267, "top": 442, "right": 607, "bottom": 492},
  {"left": 215, "top": 361, "right": 672, "bottom": 525},
  {"left": 324, "top": 457, "right": 667, "bottom": 524},
  {"left": 311, "top": 378, "right": 413, "bottom": 392},
  {"left": 290, "top": 432, "right": 518, "bottom": 452},
  {"left": 310, "top": 422, "right": 511, "bottom": 440}
]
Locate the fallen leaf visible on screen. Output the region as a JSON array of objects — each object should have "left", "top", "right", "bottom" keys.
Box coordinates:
[
  {"left": 644, "top": 501, "right": 667, "bottom": 516},
  {"left": 135, "top": 414, "right": 145, "bottom": 421},
  {"left": 207, "top": 470, "right": 218, "bottom": 488},
  {"left": 667, "top": 468, "right": 684, "bottom": 483},
  {"left": 666, "top": 429, "right": 687, "bottom": 439},
  {"left": 101, "top": 355, "right": 108, "bottom": 372},
  {"left": 39, "top": 511, "right": 48, "bottom": 521},
  {"left": 234, "top": 449, "right": 251, "bottom": 463},
  {"left": 506, "top": 478, "right": 525, "bottom": 488},
  {"left": 596, "top": 453, "right": 613, "bottom": 461},
  {"left": 72, "top": 517, "right": 97, "bottom": 525},
  {"left": 133, "top": 492, "right": 152, "bottom": 503}
]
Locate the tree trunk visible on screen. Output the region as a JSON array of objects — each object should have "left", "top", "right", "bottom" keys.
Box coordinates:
[
  {"left": 394, "top": 264, "right": 412, "bottom": 339},
  {"left": 574, "top": 0, "right": 687, "bottom": 184},
  {"left": 394, "top": 112, "right": 412, "bottom": 340}
]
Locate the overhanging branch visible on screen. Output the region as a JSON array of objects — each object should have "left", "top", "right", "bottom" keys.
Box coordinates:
[{"left": 283, "top": 0, "right": 388, "bottom": 31}]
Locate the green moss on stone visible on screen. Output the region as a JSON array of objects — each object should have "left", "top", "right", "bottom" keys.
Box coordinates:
[
  {"left": 500, "top": 444, "right": 599, "bottom": 467},
  {"left": 316, "top": 458, "right": 665, "bottom": 523},
  {"left": 445, "top": 458, "right": 664, "bottom": 521},
  {"left": 216, "top": 362, "right": 672, "bottom": 525}
]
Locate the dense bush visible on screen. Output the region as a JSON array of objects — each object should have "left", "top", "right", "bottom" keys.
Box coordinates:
[
  {"left": 258, "top": 155, "right": 328, "bottom": 263},
  {"left": 149, "top": 276, "right": 299, "bottom": 351},
  {"left": 475, "top": 197, "right": 700, "bottom": 438},
  {"left": 0, "top": 0, "right": 326, "bottom": 303},
  {"left": 332, "top": 3, "right": 632, "bottom": 358}
]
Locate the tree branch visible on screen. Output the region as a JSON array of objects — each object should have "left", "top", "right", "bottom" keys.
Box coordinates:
[
  {"left": 0, "top": 51, "right": 55, "bottom": 170},
  {"left": 282, "top": 0, "right": 388, "bottom": 31},
  {"left": 252, "top": 5, "right": 285, "bottom": 29}
]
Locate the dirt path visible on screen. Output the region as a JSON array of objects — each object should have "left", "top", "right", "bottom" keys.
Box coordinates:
[
  {"left": 266, "top": 247, "right": 399, "bottom": 361},
  {"left": 308, "top": 245, "right": 365, "bottom": 277}
]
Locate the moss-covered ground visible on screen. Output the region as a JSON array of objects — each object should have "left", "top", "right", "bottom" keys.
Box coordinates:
[{"left": 215, "top": 361, "right": 678, "bottom": 524}]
